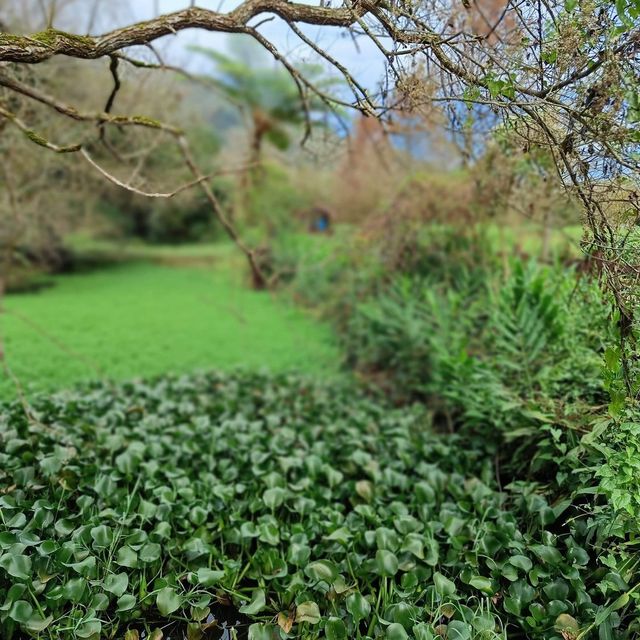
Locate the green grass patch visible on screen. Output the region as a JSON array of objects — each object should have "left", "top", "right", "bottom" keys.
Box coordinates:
[{"left": 0, "top": 260, "right": 340, "bottom": 399}]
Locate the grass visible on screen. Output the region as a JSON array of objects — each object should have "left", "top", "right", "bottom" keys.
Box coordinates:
[{"left": 0, "top": 251, "right": 342, "bottom": 399}]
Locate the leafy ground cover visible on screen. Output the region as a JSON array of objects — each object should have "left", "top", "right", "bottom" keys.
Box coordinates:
[
  {"left": 0, "top": 259, "right": 340, "bottom": 399},
  {"left": 1, "top": 372, "right": 637, "bottom": 640}
]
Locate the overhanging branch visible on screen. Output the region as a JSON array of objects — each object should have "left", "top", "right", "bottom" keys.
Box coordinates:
[{"left": 0, "top": 2, "right": 376, "bottom": 64}]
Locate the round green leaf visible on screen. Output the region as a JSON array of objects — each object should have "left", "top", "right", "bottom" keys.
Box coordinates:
[
  {"left": 117, "top": 594, "right": 137, "bottom": 612},
  {"left": 325, "top": 617, "right": 347, "bottom": 640},
  {"left": 156, "top": 587, "right": 182, "bottom": 616},
  {"left": 375, "top": 550, "right": 399, "bottom": 577}
]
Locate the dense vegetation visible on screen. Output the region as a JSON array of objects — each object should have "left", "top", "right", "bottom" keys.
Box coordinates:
[
  {"left": 2, "top": 230, "right": 640, "bottom": 639},
  {"left": 0, "top": 369, "right": 633, "bottom": 640}
]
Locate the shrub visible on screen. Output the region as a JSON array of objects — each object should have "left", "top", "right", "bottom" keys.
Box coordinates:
[{"left": 341, "top": 257, "right": 613, "bottom": 481}]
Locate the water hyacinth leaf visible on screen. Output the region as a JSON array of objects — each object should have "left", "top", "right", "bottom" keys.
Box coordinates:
[
  {"left": 185, "top": 622, "right": 202, "bottom": 640},
  {"left": 433, "top": 572, "right": 456, "bottom": 596},
  {"left": 388, "top": 602, "right": 419, "bottom": 630},
  {"left": 76, "top": 619, "right": 102, "bottom": 638},
  {"left": 62, "top": 577, "right": 86, "bottom": 602},
  {"left": 117, "top": 594, "right": 138, "bottom": 612},
  {"left": 277, "top": 612, "right": 294, "bottom": 634},
  {"left": 104, "top": 572, "right": 129, "bottom": 597},
  {"left": 90, "top": 525, "right": 113, "bottom": 548},
  {"left": 305, "top": 560, "right": 339, "bottom": 582},
  {"left": 189, "top": 506, "right": 208, "bottom": 526},
  {"left": 288, "top": 542, "right": 311, "bottom": 566},
  {"left": 530, "top": 545, "right": 562, "bottom": 565},
  {"left": 156, "top": 587, "right": 182, "bottom": 616},
  {"left": 355, "top": 480, "right": 374, "bottom": 502},
  {"left": 240, "top": 522, "right": 259, "bottom": 538},
  {"left": 37, "top": 540, "right": 58, "bottom": 556},
  {"left": 555, "top": 614, "right": 579, "bottom": 634},
  {"left": 401, "top": 533, "right": 424, "bottom": 559},
  {"left": 504, "top": 598, "right": 521, "bottom": 616},
  {"left": 258, "top": 522, "right": 280, "bottom": 546},
  {"left": 24, "top": 614, "right": 53, "bottom": 632},
  {"left": 469, "top": 576, "right": 494, "bottom": 594},
  {"left": 295, "top": 601, "right": 321, "bottom": 624},
  {"left": 413, "top": 623, "right": 435, "bottom": 640},
  {"left": 544, "top": 580, "right": 570, "bottom": 600},
  {"left": 375, "top": 527, "right": 399, "bottom": 551},
  {"left": 1, "top": 584, "right": 27, "bottom": 610},
  {"left": 153, "top": 522, "right": 172, "bottom": 539},
  {"left": 509, "top": 555, "right": 533, "bottom": 572},
  {"left": 67, "top": 554, "right": 96, "bottom": 577},
  {"left": 472, "top": 613, "right": 496, "bottom": 632},
  {"left": 440, "top": 603, "right": 455, "bottom": 619},
  {"left": 191, "top": 605, "right": 211, "bottom": 622},
  {"left": 386, "top": 623, "right": 409, "bottom": 640},
  {"left": 263, "top": 487, "right": 286, "bottom": 509},
  {"left": 325, "top": 617, "right": 347, "bottom": 640},
  {"left": 7, "top": 513, "right": 27, "bottom": 528},
  {"left": 196, "top": 568, "right": 225, "bottom": 586},
  {"left": 346, "top": 592, "right": 371, "bottom": 623},
  {"left": 424, "top": 539, "right": 439, "bottom": 566},
  {"left": 325, "top": 527, "right": 351, "bottom": 544},
  {"left": 8, "top": 600, "right": 33, "bottom": 623},
  {"left": 332, "top": 575, "right": 350, "bottom": 594},
  {"left": 0, "top": 532, "right": 17, "bottom": 549},
  {"left": 116, "top": 546, "right": 138, "bottom": 568},
  {"left": 447, "top": 620, "right": 472, "bottom": 640},
  {"left": 239, "top": 589, "right": 266, "bottom": 615},
  {"left": 376, "top": 550, "right": 399, "bottom": 576},
  {"left": 248, "top": 623, "right": 275, "bottom": 640},
  {"left": 139, "top": 542, "right": 161, "bottom": 563},
  {"left": 54, "top": 519, "right": 76, "bottom": 537},
  {"left": 89, "top": 592, "right": 110, "bottom": 611},
  {"left": 0, "top": 553, "right": 31, "bottom": 580}
]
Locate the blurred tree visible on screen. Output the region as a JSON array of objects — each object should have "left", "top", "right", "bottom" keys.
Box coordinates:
[{"left": 192, "top": 39, "right": 334, "bottom": 169}]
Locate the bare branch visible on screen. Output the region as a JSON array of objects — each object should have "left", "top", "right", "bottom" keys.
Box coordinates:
[
  {"left": 81, "top": 147, "right": 256, "bottom": 199},
  {"left": 0, "top": 2, "right": 376, "bottom": 63},
  {"left": 0, "top": 105, "right": 81, "bottom": 152}
]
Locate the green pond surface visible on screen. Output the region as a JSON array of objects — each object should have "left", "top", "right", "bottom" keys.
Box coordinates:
[{"left": 0, "top": 259, "right": 341, "bottom": 399}]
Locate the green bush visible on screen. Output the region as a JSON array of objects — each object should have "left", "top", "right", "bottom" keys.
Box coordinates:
[{"left": 343, "top": 259, "right": 613, "bottom": 479}]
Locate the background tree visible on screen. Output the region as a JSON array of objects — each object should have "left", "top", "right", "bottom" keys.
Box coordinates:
[{"left": 192, "top": 38, "right": 335, "bottom": 171}]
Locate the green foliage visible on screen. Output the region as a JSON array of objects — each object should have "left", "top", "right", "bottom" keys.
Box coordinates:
[
  {"left": 243, "top": 163, "right": 313, "bottom": 240},
  {"left": 595, "top": 416, "right": 640, "bottom": 529},
  {"left": 342, "top": 257, "right": 612, "bottom": 476},
  {"left": 96, "top": 127, "right": 224, "bottom": 244},
  {"left": 97, "top": 183, "right": 228, "bottom": 245},
  {"left": 1, "top": 371, "right": 639, "bottom": 639}
]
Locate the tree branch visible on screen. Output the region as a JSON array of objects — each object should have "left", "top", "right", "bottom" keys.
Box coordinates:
[{"left": 0, "top": 2, "right": 376, "bottom": 63}]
